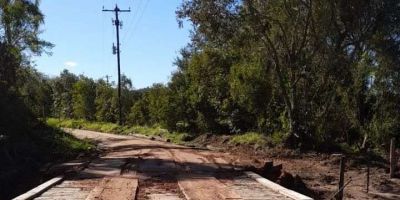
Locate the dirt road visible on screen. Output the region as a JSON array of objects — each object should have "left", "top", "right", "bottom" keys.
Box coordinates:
[{"left": 27, "top": 129, "right": 305, "bottom": 200}]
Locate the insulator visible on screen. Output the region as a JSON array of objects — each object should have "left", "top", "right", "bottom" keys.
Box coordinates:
[{"left": 112, "top": 44, "right": 117, "bottom": 55}]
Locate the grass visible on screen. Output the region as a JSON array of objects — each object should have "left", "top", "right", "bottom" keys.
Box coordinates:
[
  {"left": 47, "top": 118, "right": 191, "bottom": 144},
  {"left": 229, "top": 132, "right": 266, "bottom": 145},
  {"left": 54, "top": 129, "right": 94, "bottom": 155}
]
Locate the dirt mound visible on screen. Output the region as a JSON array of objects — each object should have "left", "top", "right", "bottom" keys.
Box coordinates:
[{"left": 190, "top": 133, "right": 231, "bottom": 147}]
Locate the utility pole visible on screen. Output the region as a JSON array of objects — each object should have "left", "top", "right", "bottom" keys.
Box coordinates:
[
  {"left": 104, "top": 75, "right": 112, "bottom": 85},
  {"left": 103, "top": 5, "right": 130, "bottom": 125}
]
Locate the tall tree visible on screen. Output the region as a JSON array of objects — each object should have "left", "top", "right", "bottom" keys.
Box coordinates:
[
  {"left": 72, "top": 76, "right": 96, "bottom": 120},
  {"left": 51, "top": 70, "right": 78, "bottom": 119},
  {"left": 0, "top": 0, "right": 52, "bottom": 89},
  {"left": 95, "top": 79, "right": 115, "bottom": 122},
  {"left": 177, "top": 0, "right": 400, "bottom": 148}
]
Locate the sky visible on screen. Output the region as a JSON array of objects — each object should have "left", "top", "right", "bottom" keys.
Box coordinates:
[{"left": 34, "top": 0, "right": 191, "bottom": 89}]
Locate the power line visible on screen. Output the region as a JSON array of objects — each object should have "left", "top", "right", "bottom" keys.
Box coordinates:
[
  {"left": 128, "top": 0, "right": 150, "bottom": 43},
  {"left": 122, "top": 0, "right": 141, "bottom": 42},
  {"left": 122, "top": 0, "right": 144, "bottom": 42},
  {"left": 124, "top": 0, "right": 150, "bottom": 44},
  {"left": 102, "top": 4, "right": 130, "bottom": 125}
]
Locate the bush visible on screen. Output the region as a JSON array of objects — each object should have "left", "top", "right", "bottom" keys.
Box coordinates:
[{"left": 230, "top": 132, "right": 266, "bottom": 145}]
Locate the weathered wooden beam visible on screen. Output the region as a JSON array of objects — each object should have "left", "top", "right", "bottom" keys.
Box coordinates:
[
  {"left": 245, "top": 171, "right": 313, "bottom": 200},
  {"left": 13, "top": 176, "right": 64, "bottom": 200}
]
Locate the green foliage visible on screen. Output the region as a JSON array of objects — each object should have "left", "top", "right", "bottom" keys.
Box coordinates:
[
  {"left": 229, "top": 132, "right": 266, "bottom": 145},
  {"left": 175, "top": 0, "right": 400, "bottom": 149},
  {"left": 0, "top": 0, "right": 53, "bottom": 89},
  {"left": 16, "top": 0, "right": 400, "bottom": 152},
  {"left": 117, "top": 74, "right": 136, "bottom": 122},
  {"left": 269, "top": 131, "right": 289, "bottom": 146},
  {"left": 72, "top": 76, "right": 96, "bottom": 120},
  {"left": 51, "top": 70, "right": 78, "bottom": 119},
  {"left": 146, "top": 84, "right": 169, "bottom": 125},
  {"left": 95, "top": 80, "right": 115, "bottom": 122},
  {"left": 0, "top": 1, "right": 96, "bottom": 198},
  {"left": 47, "top": 118, "right": 191, "bottom": 145},
  {"left": 128, "top": 98, "right": 150, "bottom": 125}
]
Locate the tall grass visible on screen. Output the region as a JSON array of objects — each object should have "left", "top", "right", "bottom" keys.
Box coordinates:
[{"left": 229, "top": 132, "right": 266, "bottom": 145}]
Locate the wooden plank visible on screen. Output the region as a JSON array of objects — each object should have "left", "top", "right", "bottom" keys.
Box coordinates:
[
  {"left": 86, "top": 177, "right": 138, "bottom": 200},
  {"left": 39, "top": 192, "right": 89, "bottom": 199},
  {"left": 178, "top": 175, "right": 241, "bottom": 200},
  {"left": 39, "top": 187, "right": 91, "bottom": 198},
  {"left": 85, "top": 178, "right": 108, "bottom": 200},
  {"left": 55, "top": 179, "right": 100, "bottom": 188},
  {"left": 40, "top": 187, "right": 85, "bottom": 195},
  {"left": 13, "top": 176, "right": 64, "bottom": 200},
  {"left": 226, "top": 174, "right": 292, "bottom": 200},
  {"left": 245, "top": 171, "right": 313, "bottom": 200},
  {"left": 148, "top": 193, "right": 183, "bottom": 200}
]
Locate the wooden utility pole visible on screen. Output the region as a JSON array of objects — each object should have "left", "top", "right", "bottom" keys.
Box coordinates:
[
  {"left": 337, "top": 156, "right": 346, "bottom": 200},
  {"left": 366, "top": 158, "right": 370, "bottom": 193},
  {"left": 104, "top": 75, "right": 112, "bottom": 85},
  {"left": 390, "top": 138, "right": 396, "bottom": 178},
  {"left": 102, "top": 5, "right": 130, "bottom": 125}
]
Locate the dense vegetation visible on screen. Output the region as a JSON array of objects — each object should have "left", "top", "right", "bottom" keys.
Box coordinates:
[
  {"left": 0, "top": 1, "right": 92, "bottom": 198},
  {"left": 171, "top": 0, "right": 400, "bottom": 150},
  {"left": 17, "top": 0, "right": 399, "bottom": 153}
]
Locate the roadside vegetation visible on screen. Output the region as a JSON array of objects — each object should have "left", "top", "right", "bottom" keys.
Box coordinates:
[
  {"left": 229, "top": 132, "right": 266, "bottom": 146},
  {"left": 7, "top": 0, "right": 398, "bottom": 156},
  {"left": 47, "top": 118, "right": 191, "bottom": 144},
  {"left": 0, "top": 1, "right": 93, "bottom": 199}
]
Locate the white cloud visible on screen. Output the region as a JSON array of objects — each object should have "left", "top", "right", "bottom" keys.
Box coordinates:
[{"left": 64, "top": 61, "right": 78, "bottom": 68}]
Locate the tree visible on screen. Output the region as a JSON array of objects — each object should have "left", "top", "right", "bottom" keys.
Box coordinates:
[
  {"left": 0, "top": 0, "right": 53, "bottom": 89},
  {"left": 17, "top": 66, "right": 53, "bottom": 118},
  {"left": 95, "top": 79, "right": 115, "bottom": 122},
  {"left": 51, "top": 70, "right": 78, "bottom": 119},
  {"left": 72, "top": 76, "right": 96, "bottom": 120},
  {"left": 177, "top": 0, "right": 400, "bottom": 148},
  {"left": 109, "top": 74, "right": 136, "bottom": 124},
  {"left": 185, "top": 48, "right": 234, "bottom": 133},
  {"left": 128, "top": 96, "right": 150, "bottom": 126},
  {"left": 146, "top": 83, "right": 169, "bottom": 125}
]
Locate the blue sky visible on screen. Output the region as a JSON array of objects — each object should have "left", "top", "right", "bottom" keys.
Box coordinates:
[{"left": 34, "top": 0, "right": 191, "bottom": 89}]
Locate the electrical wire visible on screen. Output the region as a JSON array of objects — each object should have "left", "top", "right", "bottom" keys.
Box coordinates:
[
  {"left": 124, "top": 0, "right": 150, "bottom": 44},
  {"left": 121, "top": 0, "right": 143, "bottom": 42},
  {"left": 102, "top": 0, "right": 106, "bottom": 73},
  {"left": 121, "top": 0, "right": 140, "bottom": 42}
]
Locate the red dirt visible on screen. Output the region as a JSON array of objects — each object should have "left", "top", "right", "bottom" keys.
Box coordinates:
[{"left": 191, "top": 134, "right": 400, "bottom": 199}]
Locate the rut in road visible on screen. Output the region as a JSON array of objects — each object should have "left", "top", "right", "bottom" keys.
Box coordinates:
[{"left": 31, "top": 129, "right": 303, "bottom": 200}]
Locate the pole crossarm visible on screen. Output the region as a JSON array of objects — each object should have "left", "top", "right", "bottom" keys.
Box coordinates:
[{"left": 102, "top": 4, "right": 131, "bottom": 12}]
